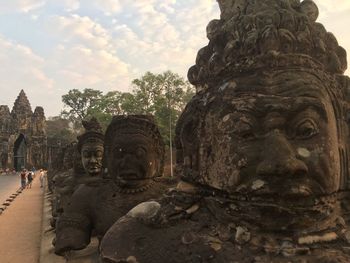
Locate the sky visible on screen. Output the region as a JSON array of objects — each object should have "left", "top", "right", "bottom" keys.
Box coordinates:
[{"left": 0, "top": 0, "right": 349, "bottom": 117}]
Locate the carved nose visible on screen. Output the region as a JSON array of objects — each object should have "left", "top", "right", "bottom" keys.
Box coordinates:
[
  {"left": 89, "top": 156, "right": 97, "bottom": 163},
  {"left": 256, "top": 130, "right": 308, "bottom": 177},
  {"left": 119, "top": 154, "right": 132, "bottom": 168},
  {"left": 119, "top": 158, "right": 126, "bottom": 168}
]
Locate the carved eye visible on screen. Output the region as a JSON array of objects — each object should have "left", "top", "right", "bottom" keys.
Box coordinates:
[
  {"left": 234, "top": 122, "right": 256, "bottom": 140},
  {"left": 240, "top": 130, "right": 256, "bottom": 140},
  {"left": 136, "top": 147, "right": 146, "bottom": 158},
  {"left": 295, "top": 119, "right": 319, "bottom": 139},
  {"left": 95, "top": 150, "right": 103, "bottom": 158}
]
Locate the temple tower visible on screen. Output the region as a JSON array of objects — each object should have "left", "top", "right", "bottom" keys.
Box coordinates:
[{"left": 0, "top": 90, "right": 47, "bottom": 170}]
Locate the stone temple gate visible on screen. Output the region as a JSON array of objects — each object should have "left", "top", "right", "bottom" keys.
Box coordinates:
[{"left": 0, "top": 90, "right": 47, "bottom": 171}]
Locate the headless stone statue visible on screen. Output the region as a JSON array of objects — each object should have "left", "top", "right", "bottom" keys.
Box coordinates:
[
  {"left": 51, "top": 143, "right": 76, "bottom": 225},
  {"left": 100, "top": 1, "right": 350, "bottom": 262},
  {"left": 55, "top": 115, "right": 171, "bottom": 255}
]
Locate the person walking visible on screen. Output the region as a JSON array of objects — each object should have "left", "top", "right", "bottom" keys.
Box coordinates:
[
  {"left": 31, "top": 166, "right": 36, "bottom": 178},
  {"left": 20, "top": 169, "right": 27, "bottom": 189},
  {"left": 27, "top": 171, "right": 33, "bottom": 189},
  {"left": 39, "top": 169, "right": 46, "bottom": 188}
]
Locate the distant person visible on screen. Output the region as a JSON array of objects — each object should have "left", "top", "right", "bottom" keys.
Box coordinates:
[
  {"left": 20, "top": 169, "right": 27, "bottom": 189},
  {"left": 31, "top": 167, "right": 36, "bottom": 178},
  {"left": 27, "top": 172, "right": 33, "bottom": 189},
  {"left": 39, "top": 169, "right": 46, "bottom": 188}
]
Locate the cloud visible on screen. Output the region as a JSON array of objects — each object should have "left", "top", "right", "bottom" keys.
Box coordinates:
[
  {"left": 0, "top": 0, "right": 45, "bottom": 13},
  {"left": 47, "top": 15, "right": 111, "bottom": 49},
  {"left": 49, "top": 45, "right": 129, "bottom": 89},
  {"left": 44, "top": 14, "right": 131, "bottom": 93},
  {"left": 109, "top": 0, "right": 219, "bottom": 77},
  {"left": 90, "top": 0, "right": 121, "bottom": 15},
  {"left": 49, "top": 0, "right": 80, "bottom": 12},
  {"left": 0, "top": 35, "right": 52, "bottom": 87},
  {"left": 0, "top": 35, "right": 54, "bottom": 111}
]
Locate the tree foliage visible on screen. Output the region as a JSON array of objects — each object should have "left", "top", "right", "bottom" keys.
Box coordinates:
[
  {"left": 61, "top": 89, "right": 103, "bottom": 121},
  {"left": 60, "top": 71, "right": 195, "bottom": 144},
  {"left": 131, "top": 71, "right": 194, "bottom": 144},
  {"left": 46, "top": 116, "right": 76, "bottom": 145}
]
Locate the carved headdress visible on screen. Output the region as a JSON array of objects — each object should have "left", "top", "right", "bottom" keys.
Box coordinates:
[
  {"left": 188, "top": 0, "right": 347, "bottom": 87},
  {"left": 104, "top": 115, "right": 165, "bottom": 177},
  {"left": 77, "top": 117, "right": 104, "bottom": 152}
]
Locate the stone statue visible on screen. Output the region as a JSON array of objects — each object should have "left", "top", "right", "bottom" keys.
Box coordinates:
[
  {"left": 54, "top": 115, "right": 170, "bottom": 255},
  {"left": 100, "top": 1, "right": 350, "bottom": 262},
  {"left": 47, "top": 145, "right": 65, "bottom": 193},
  {"left": 51, "top": 118, "right": 105, "bottom": 227},
  {"left": 51, "top": 142, "right": 76, "bottom": 225}
]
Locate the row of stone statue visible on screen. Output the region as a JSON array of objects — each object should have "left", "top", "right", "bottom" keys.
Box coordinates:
[
  {"left": 48, "top": 115, "right": 174, "bottom": 257},
  {"left": 49, "top": 0, "right": 350, "bottom": 262}
]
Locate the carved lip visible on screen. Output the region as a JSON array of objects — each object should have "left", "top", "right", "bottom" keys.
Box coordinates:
[
  {"left": 252, "top": 185, "right": 313, "bottom": 197},
  {"left": 118, "top": 170, "right": 143, "bottom": 181},
  {"left": 87, "top": 166, "right": 101, "bottom": 170}
]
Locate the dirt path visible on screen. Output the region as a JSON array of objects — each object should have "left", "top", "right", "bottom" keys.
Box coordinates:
[{"left": 0, "top": 176, "right": 44, "bottom": 263}]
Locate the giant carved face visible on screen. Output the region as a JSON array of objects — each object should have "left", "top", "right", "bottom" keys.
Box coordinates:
[
  {"left": 194, "top": 70, "right": 341, "bottom": 199},
  {"left": 108, "top": 133, "right": 158, "bottom": 189},
  {"left": 81, "top": 141, "right": 104, "bottom": 177}
]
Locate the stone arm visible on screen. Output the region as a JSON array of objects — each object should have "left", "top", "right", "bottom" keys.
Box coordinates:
[
  {"left": 54, "top": 185, "right": 93, "bottom": 255},
  {"left": 100, "top": 201, "right": 165, "bottom": 262}
]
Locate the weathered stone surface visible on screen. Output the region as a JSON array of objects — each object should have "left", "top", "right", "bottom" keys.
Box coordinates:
[
  {"left": 50, "top": 143, "right": 77, "bottom": 226},
  {"left": 54, "top": 115, "right": 171, "bottom": 256},
  {"left": 0, "top": 90, "right": 47, "bottom": 170},
  {"left": 99, "top": 1, "right": 350, "bottom": 262}
]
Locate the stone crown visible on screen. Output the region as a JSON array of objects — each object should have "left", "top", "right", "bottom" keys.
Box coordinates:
[
  {"left": 188, "top": 0, "right": 347, "bottom": 86},
  {"left": 105, "top": 115, "right": 164, "bottom": 149},
  {"left": 77, "top": 117, "right": 104, "bottom": 152}
]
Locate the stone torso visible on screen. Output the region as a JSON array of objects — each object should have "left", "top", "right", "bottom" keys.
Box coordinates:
[
  {"left": 90, "top": 181, "right": 169, "bottom": 238},
  {"left": 57, "top": 178, "right": 171, "bottom": 242}
]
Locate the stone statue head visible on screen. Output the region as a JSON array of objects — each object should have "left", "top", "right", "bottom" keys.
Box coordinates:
[
  {"left": 177, "top": 0, "right": 350, "bottom": 230},
  {"left": 104, "top": 115, "right": 165, "bottom": 189},
  {"left": 77, "top": 117, "right": 104, "bottom": 177}
]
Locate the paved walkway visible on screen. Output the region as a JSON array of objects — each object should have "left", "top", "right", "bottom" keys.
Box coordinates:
[
  {"left": 0, "top": 175, "right": 44, "bottom": 263},
  {"left": 0, "top": 174, "right": 21, "bottom": 205}
]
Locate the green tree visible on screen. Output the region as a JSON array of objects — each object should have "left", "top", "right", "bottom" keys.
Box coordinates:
[
  {"left": 46, "top": 116, "right": 76, "bottom": 145},
  {"left": 88, "top": 91, "right": 122, "bottom": 129},
  {"left": 60, "top": 71, "right": 195, "bottom": 142},
  {"left": 131, "top": 71, "right": 195, "bottom": 145},
  {"left": 61, "top": 88, "right": 140, "bottom": 130},
  {"left": 61, "top": 88, "right": 103, "bottom": 122}
]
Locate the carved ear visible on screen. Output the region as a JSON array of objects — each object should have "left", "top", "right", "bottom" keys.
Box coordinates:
[{"left": 300, "top": 0, "right": 319, "bottom": 22}]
